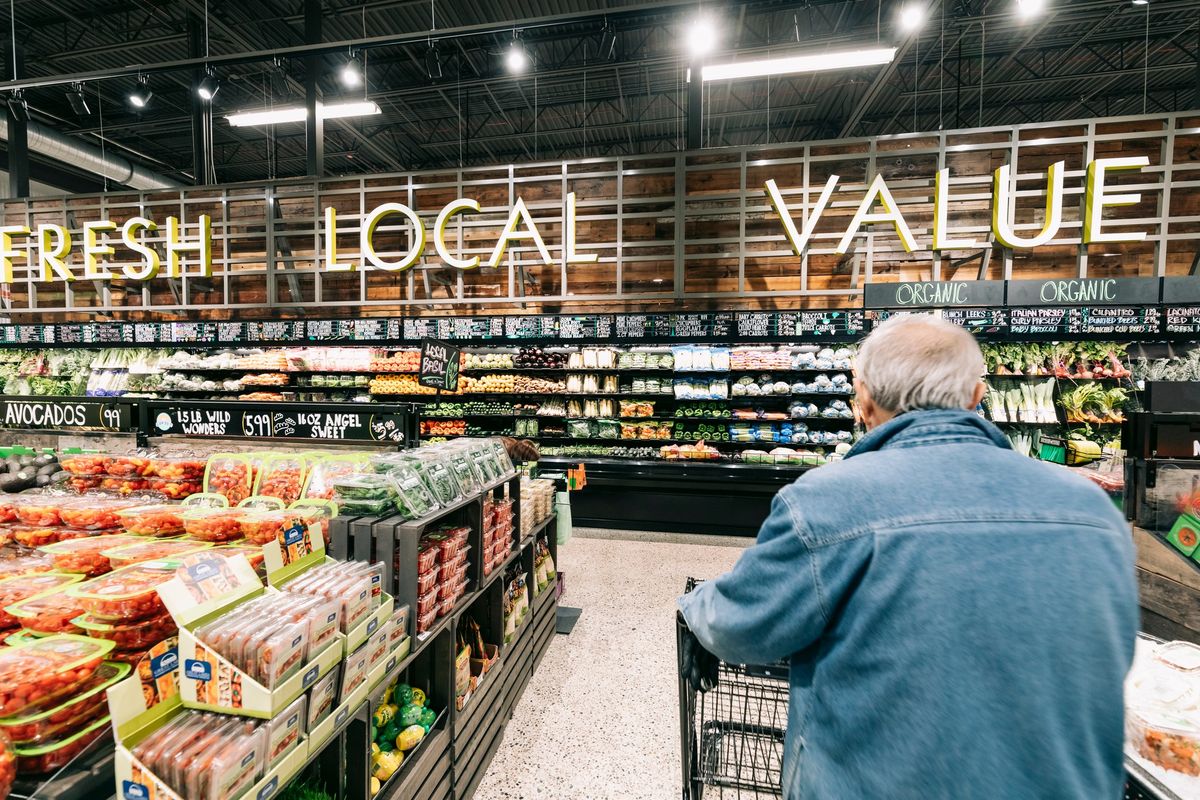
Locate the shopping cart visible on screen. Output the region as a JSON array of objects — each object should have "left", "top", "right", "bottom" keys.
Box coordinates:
[{"left": 678, "top": 577, "right": 789, "bottom": 800}]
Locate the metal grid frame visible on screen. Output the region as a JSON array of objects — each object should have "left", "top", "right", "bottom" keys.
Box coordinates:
[{"left": 2, "top": 109, "right": 1197, "bottom": 315}]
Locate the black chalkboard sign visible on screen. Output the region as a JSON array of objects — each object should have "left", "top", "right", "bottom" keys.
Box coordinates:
[
  {"left": 146, "top": 401, "right": 409, "bottom": 443},
  {"left": 0, "top": 397, "right": 132, "bottom": 431},
  {"left": 1006, "top": 277, "right": 1160, "bottom": 306},
  {"left": 418, "top": 339, "right": 460, "bottom": 391},
  {"left": 863, "top": 280, "right": 1005, "bottom": 309}
]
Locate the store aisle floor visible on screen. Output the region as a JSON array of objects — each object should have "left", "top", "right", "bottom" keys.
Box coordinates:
[{"left": 473, "top": 530, "right": 748, "bottom": 799}]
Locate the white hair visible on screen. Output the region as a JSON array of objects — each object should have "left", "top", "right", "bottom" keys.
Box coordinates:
[{"left": 854, "top": 314, "right": 985, "bottom": 414}]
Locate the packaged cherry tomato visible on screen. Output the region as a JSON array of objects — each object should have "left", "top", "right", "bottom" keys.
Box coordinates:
[
  {"left": 12, "top": 496, "right": 67, "bottom": 527},
  {"left": 6, "top": 587, "right": 88, "bottom": 636},
  {"left": 65, "top": 562, "right": 180, "bottom": 621},
  {"left": 0, "top": 730, "right": 13, "bottom": 799},
  {"left": 102, "top": 539, "right": 211, "bottom": 570},
  {"left": 0, "top": 498, "right": 15, "bottom": 524},
  {"left": 63, "top": 476, "right": 102, "bottom": 493},
  {"left": 73, "top": 611, "right": 177, "bottom": 650},
  {"left": 0, "top": 634, "right": 114, "bottom": 718},
  {"left": 203, "top": 454, "right": 254, "bottom": 505},
  {"left": 254, "top": 454, "right": 308, "bottom": 505},
  {"left": 13, "top": 713, "right": 111, "bottom": 774},
  {"left": 0, "top": 551, "right": 53, "bottom": 580},
  {"left": 147, "top": 477, "right": 202, "bottom": 500},
  {"left": 58, "top": 454, "right": 112, "bottom": 476},
  {"left": 0, "top": 662, "right": 128, "bottom": 746},
  {"left": 301, "top": 454, "right": 369, "bottom": 501},
  {"left": 11, "top": 524, "right": 90, "bottom": 548},
  {"left": 39, "top": 536, "right": 140, "bottom": 577},
  {"left": 105, "top": 453, "right": 154, "bottom": 478},
  {"left": 58, "top": 498, "right": 140, "bottom": 530},
  {"left": 182, "top": 507, "right": 246, "bottom": 543},
  {"left": 148, "top": 455, "right": 206, "bottom": 482},
  {"left": 239, "top": 509, "right": 290, "bottom": 546},
  {"left": 115, "top": 504, "right": 186, "bottom": 537},
  {"left": 0, "top": 573, "right": 84, "bottom": 629},
  {"left": 98, "top": 476, "right": 150, "bottom": 495}
]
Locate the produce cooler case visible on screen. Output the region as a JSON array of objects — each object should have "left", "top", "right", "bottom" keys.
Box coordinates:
[{"left": 539, "top": 457, "right": 813, "bottom": 536}]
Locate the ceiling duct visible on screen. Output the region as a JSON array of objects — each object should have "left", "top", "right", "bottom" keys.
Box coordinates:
[{"left": 0, "top": 115, "right": 180, "bottom": 190}]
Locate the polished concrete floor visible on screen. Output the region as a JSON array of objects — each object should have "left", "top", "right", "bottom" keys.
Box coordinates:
[{"left": 473, "top": 529, "right": 748, "bottom": 800}]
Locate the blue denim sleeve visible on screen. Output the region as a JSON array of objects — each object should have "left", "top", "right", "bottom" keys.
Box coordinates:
[{"left": 678, "top": 491, "right": 835, "bottom": 666}]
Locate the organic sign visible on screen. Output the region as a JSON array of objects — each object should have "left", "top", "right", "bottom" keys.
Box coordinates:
[
  {"left": 0, "top": 397, "right": 130, "bottom": 431},
  {"left": 863, "top": 280, "right": 1005, "bottom": 309},
  {"left": 149, "top": 403, "right": 407, "bottom": 442},
  {"left": 418, "top": 338, "right": 460, "bottom": 391}
]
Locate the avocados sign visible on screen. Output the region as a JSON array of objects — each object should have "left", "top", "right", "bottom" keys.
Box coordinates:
[{"left": 0, "top": 156, "right": 1150, "bottom": 284}]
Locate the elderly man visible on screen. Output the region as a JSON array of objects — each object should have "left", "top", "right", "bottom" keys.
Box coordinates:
[{"left": 678, "top": 314, "right": 1137, "bottom": 800}]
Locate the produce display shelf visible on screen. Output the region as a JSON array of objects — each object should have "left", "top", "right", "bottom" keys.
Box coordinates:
[
  {"left": 425, "top": 414, "right": 568, "bottom": 420},
  {"left": 986, "top": 373, "right": 1132, "bottom": 382}
]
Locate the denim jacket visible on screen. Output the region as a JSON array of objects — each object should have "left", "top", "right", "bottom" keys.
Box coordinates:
[{"left": 679, "top": 410, "right": 1137, "bottom": 800}]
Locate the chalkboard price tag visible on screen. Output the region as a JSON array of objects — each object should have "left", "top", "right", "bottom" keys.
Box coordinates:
[
  {"left": 0, "top": 397, "right": 131, "bottom": 431},
  {"left": 419, "top": 338, "right": 460, "bottom": 391}
]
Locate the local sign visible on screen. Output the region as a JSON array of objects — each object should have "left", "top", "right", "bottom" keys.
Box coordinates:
[{"left": 0, "top": 157, "right": 1149, "bottom": 284}]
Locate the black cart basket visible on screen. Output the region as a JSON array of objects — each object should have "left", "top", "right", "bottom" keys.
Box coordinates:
[{"left": 678, "top": 577, "right": 789, "bottom": 800}]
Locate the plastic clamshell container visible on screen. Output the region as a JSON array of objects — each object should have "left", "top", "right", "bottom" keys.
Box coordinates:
[
  {"left": 302, "top": 455, "right": 368, "bottom": 501},
  {"left": 65, "top": 561, "right": 180, "bottom": 621},
  {"left": 58, "top": 498, "right": 140, "bottom": 531},
  {"left": 439, "top": 577, "right": 468, "bottom": 602},
  {"left": 115, "top": 504, "right": 186, "bottom": 537},
  {"left": 11, "top": 497, "right": 68, "bottom": 527},
  {"left": 337, "top": 496, "right": 395, "bottom": 516},
  {"left": 416, "top": 542, "right": 439, "bottom": 575},
  {"left": 102, "top": 539, "right": 211, "bottom": 570},
  {"left": 104, "top": 454, "right": 155, "bottom": 478},
  {"left": 5, "top": 588, "right": 87, "bottom": 636},
  {"left": 1128, "top": 703, "right": 1200, "bottom": 776},
  {"left": 204, "top": 724, "right": 266, "bottom": 800},
  {"left": 39, "top": 536, "right": 138, "bottom": 577},
  {"left": 147, "top": 477, "right": 202, "bottom": 500},
  {"left": 203, "top": 454, "right": 254, "bottom": 505},
  {"left": 331, "top": 474, "right": 395, "bottom": 501},
  {"left": 255, "top": 455, "right": 308, "bottom": 505},
  {"left": 73, "top": 612, "right": 177, "bottom": 650},
  {"left": 182, "top": 507, "right": 246, "bottom": 542},
  {"left": 1155, "top": 641, "right": 1200, "bottom": 673},
  {"left": 0, "top": 552, "right": 53, "bottom": 580},
  {"left": 11, "top": 525, "right": 91, "bottom": 548},
  {"left": 14, "top": 714, "right": 111, "bottom": 774},
  {"left": 392, "top": 467, "right": 441, "bottom": 521},
  {"left": 408, "top": 452, "right": 464, "bottom": 506},
  {"left": 307, "top": 670, "right": 339, "bottom": 730},
  {"left": 0, "top": 635, "right": 114, "bottom": 718},
  {"left": 240, "top": 509, "right": 293, "bottom": 545},
  {"left": 0, "top": 662, "right": 129, "bottom": 746},
  {"left": 57, "top": 454, "right": 112, "bottom": 476},
  {"left": 148, "top": 455, "right": 207, "bottom": 481},
  {"left": 416, "top": 570, "right": 438, "bottom": 596},
  {"left": 416, "top": 605, "right": 437, "bottom": 634},
  {"left": 0, "top": 573, "right": 84, "bottom": 629},
  {"left": 417, "top": 587, "right": 438, "bottom": 619}
]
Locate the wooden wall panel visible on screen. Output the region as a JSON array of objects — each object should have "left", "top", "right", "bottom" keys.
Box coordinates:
[{"left": 0, "top": 111, "right": 1196, "bottom": 321}]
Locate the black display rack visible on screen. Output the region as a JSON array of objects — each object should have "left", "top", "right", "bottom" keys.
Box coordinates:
[{"left": 329, "top": 475, "right": 559, "bottom": 800}]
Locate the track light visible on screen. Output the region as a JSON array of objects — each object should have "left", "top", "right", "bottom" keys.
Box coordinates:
[
  {"left": 684, "top": 15, "right": 718, "bottom": 58},
  {"left": 128, "top": 77, "right": 153, "bottom": 109},
  {"left": 340, "top": 55, "right": 363, "bottom": 88},
  {"left": 505, "top": 39, "right": 528, "bottom": 74},
  {"left": 898, "top": 4, "right": 925, "bottom": 31},
  {"left": 66, "top": 83, "right": 91, "bottom": 117},
  {"left": 425, "top": 41, "right": 442, "bottom": 80},
  {"left": 197, "top": 69, "right": 219, "bottom": 102},
  {"left": 5, "top": 91, "right": 29, "bottom": 123},
  {"left": 1131, "top": 0, "right": 1148, "bottom": 5},
  {"left": 599, "top": 21, "right": 617, "bottom": 61},
  {"left": 1015, "top": 0, "right": 1045, "bottom": 18}
]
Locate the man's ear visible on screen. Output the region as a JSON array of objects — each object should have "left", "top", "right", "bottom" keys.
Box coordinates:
[
  {"left": 969, "top": 380, "right": 986, "bottom": 409},
  {"left": 854, "top": 379, "right": 876, "bottom": 427}
]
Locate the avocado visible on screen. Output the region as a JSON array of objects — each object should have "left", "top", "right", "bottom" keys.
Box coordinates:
[
  {"left": 17, "top": 456, "right": 34, "bottom": 467},
  {"left": 15, "top": 470, "right": 35, "bottom": 483},
  {"left": 36, "top": 464, "right": 58, "bottom": 477},
  {"left": 33, "top": 454, "right": 56, "bottom": 467},
  {"left": 49, "top": 470, "right": 69, "bottom": 484},
  {"left": 34, "top": 475, "right": 51, "bottom": 487}
]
